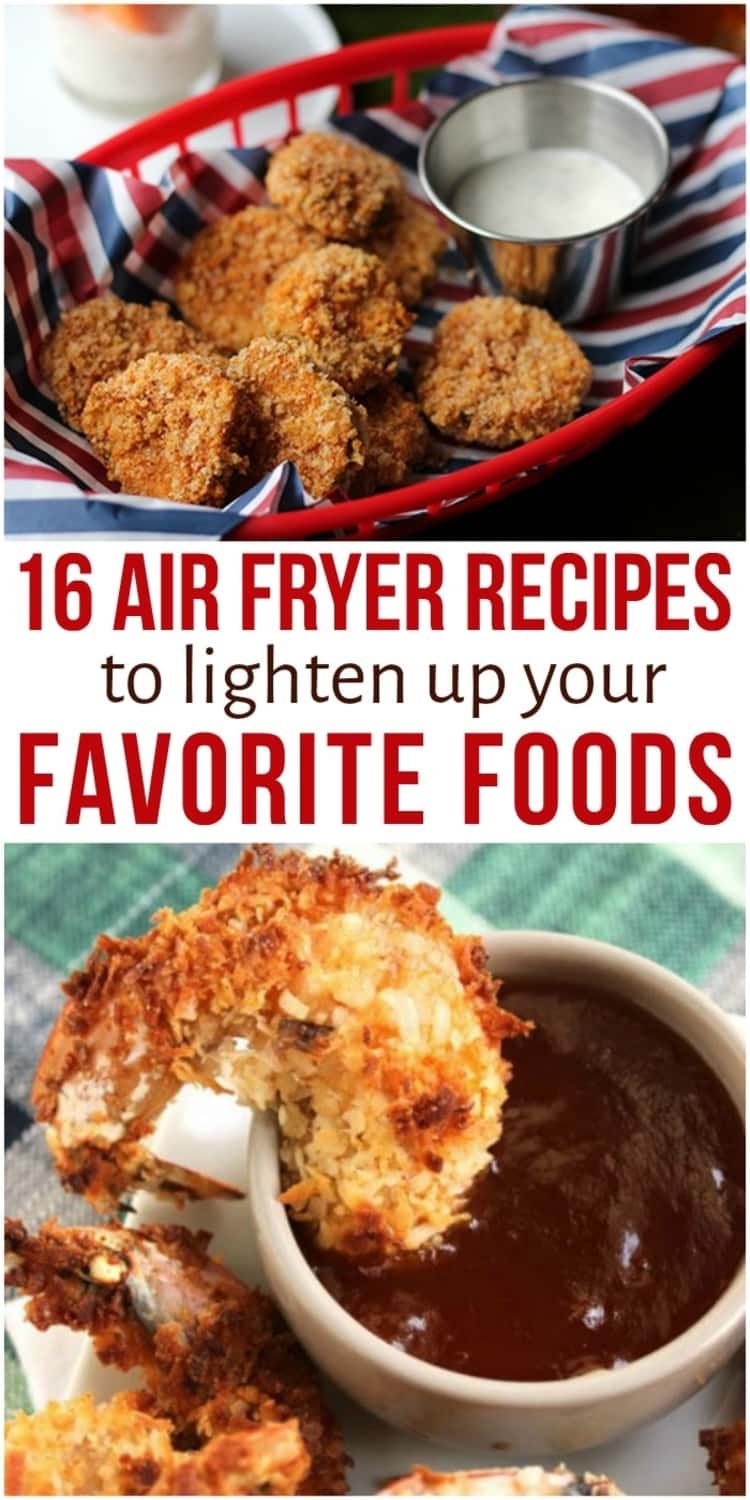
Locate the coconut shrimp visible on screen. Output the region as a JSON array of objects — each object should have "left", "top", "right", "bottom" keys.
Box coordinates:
[
  {"left": 5, "top": 1217, "right": 348, "bottom": 1495},
  {"left": 33, "top": 848, "right": 528, "bottom": 1257},
  {"left": 379, "top": 1466, "right": 623, "bottom": 1496},
  {"left": 5, "top": 1393, "right": 308, "bottom": 1496}
]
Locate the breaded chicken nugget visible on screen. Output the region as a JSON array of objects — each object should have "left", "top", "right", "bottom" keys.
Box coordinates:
[
  {"left": 264, "top": 244, "right": 412, "bottom": 396},
  {"left": 40, "top": 294, "right": 217, "bottom": 430},
  {"left": 350, "top": 382, "right": 429, "bottom": 496},
  {"left": 366, "top": 197, "right": 450, "bottom": 307},
  {"left": 173, "top": 206, "right": 326, "bottom": 352},
  {"left": 414, "top": 296, "right": 591, "bottom": 448},
  {"left": 266, "top": 131, "right": 403, "bottom": 243},
  {"left": 491, "top": 241, "right": 560, "bottom": 304},
  {"left": 227, "top": 339, "right": 366, "bottom": 499},
  {"left": 81, "top": 352, "right": 249, "bottom": 506}
]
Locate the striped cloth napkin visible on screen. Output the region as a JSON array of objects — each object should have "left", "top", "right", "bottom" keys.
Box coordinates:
[
  {"left": 5, "top": 840, "right": 744, "bottom": 1416},
  {"left": 5, "top": 5, "right": 745, "bottom": 534}
]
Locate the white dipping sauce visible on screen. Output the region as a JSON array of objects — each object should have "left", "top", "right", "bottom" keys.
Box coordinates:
[{"left": 451, "top": 147, "right": 643, "bottom": 240}]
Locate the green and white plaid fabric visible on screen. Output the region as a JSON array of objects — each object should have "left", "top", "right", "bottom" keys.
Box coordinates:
[{"left": 5, "top": 841, "right": 744, "bottom": 1416}]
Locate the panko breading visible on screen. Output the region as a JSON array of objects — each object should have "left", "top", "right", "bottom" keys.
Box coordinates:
[
  {"left": 5, "top": 1217, "right": 347, "bottom": 1495},
  {"left": 350, "top": 382, "right": 430, "bottom": 496},
  {"left": 40, "top": 294, "right": 217, "bottom": 430},
  {"left": 5, "top": 1392, "right": 177, "bottom": 1497},
  {"left": 80, "top": 352, "right": 249, "bottom": 506},
  {"left": 365, "top": 198, "right": 450, "bottom": 307},
  {"left": 414, "top": 297, "right": 592, "bottom": 448},
  {"left": 173, "top": 206, "right": 326, "bottom": 352},
  {"left": 264, "top": 245, "right": 412, "bottom": 395},
  {"left": 5, "top": 1393, "right": 308, "bottom": 1496},
  {"left": 379, "top": 1465, "right": 623, "bottom": 1495},
  {"left": 227, "top": 339, "right": 366, "bottom": 499},
  {"left": 491, "top": 242, "right": 561, "bottom": 304},
  {"left": 701, "top": 1421, "right": 746, "bottom": 1496},
  {"left": 266, "top": 131, "right": 403, "bottom": 243},
  {"left": 33, "top": 847, "right": 528, "bottom": 1257}
]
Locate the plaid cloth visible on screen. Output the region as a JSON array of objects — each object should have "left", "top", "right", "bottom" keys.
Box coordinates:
[{"left": 5, "top": 840, "right": 745, "bottom": 1415}]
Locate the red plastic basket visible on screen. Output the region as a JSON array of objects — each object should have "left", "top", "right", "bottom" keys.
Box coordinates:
[{"left": 81, "top": 24, "right": 740, "bottom": 540}]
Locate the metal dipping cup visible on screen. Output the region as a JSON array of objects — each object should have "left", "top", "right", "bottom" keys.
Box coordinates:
[{"left": 419, "top": 77, "right": 671, "bottom": 322}]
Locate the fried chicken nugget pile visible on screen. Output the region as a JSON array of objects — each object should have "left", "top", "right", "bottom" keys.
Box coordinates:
[
  {"left": 33, "top": 848, "right": 528, "bottom": 1257},
  {"left": 264, "top": 244, "right": 413, "bottom": 395},
  {"left": 227, "top": 339, "right": 367, "bottom": 499},
  {"left": 80, "top": 352, "right": 250, "bottom": 506},
  {"left": 37, "top": 130, "right": 593, "bottom": 509},
  {"left": 415, "top": 297, "right": 592, "bottom": 449},
  {"left": 5, "top": 1217, "right": 348, "bottom": 1495},
  {"left": 41, "top": 294, "right": 217, "bottom": 430},
  {"left": 266, "top": 131, "right": 403, "bottom": 242},
  {"left": 173, "top": 205, "right": 326, "bottom": 352}
]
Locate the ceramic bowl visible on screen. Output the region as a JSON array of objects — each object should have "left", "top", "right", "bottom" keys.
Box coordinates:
[{"left": 248, "top": 931, "right": 745, "bottom": 1454}]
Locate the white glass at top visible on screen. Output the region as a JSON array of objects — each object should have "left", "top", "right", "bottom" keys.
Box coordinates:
[{"left": 51, "top": 4, "right": 221, "bottom": 113}]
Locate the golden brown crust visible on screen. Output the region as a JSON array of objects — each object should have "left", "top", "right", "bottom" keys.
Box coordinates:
[
  {"left": 414, "top": 296, "right": 592, "bottom": 449},
  {"left": 5, "top": 1398, "right": 310, "bottom": 1496},
  {"left": 40, "top": 294, "right": 218, "bottom": 430},
  {"left": 365, "top": 198, "right": 450, "bottom": 307},
  {"left": 80, "top": 351, "right": 250, "bottom": 506},
  {"left": 33, "top": 847, "right": 528, "bottom": 1255},
  {"left": 491, "top": 241, "right": 561, "bottom": 304},
  {"left": 266, "top": 131, "right": 404, "bottom": 243},
  {"left": 701, "top": 1421, "right": 746, "bottom": 1496},
  {"left": 350, "top": 382, "right": 429, "bottom": 496},
  {"left": 227, "top": 338, "right": 366, "bottom": 498},
  {"left": 264, "top": 244, "right": 413, "bottom": 395},
  {"left": 173, "top": 206, "right": 326, "bottom": 352},
  {"left": 5, "top": 1391, "right": 176, "bottom": 1496},
  {"left": 379, "top": 1466, "right": 623, "bottom": 1495},
  {"left": 5, "top": 1218, "right": 348, "bottom": 1495}
]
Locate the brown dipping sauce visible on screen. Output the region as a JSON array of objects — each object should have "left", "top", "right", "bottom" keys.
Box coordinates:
[{"left": 295, "top": 982, "right": 745, "bottom": 1382}]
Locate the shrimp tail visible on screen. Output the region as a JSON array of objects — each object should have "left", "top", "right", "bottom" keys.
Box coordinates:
[{"left": 5, "top": 1218, "right": 349, "bottom": 1495}]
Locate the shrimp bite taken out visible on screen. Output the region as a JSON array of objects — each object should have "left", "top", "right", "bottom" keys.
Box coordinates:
[
  {"left": 33, "top": 847, "right": 528, "bottom": 1257},
  {"left": 40, "top": 293, "right": 218, "bottom": 430},
  {"left": 365, "top": 198, "right": 451, "bottom": 308},
  {"left": 174, "top": 206, "right": 326, "bottom": 352},
  {"left": 414, "top": 297, "right": 592, "bottom": 449},
  {"left": 266, "top": 131, "right": 404, "bottom": 243},
  {"left": 227, "top": 339, "right": 367, "bottom": 499},
  {"left": 263, "top": 245, "right": 413, "bottom": 396},
  {"left": 80, "top": 352, "right": 250, "bottom": 506},
  {"left": 350, "top": 382, "right": 430, "bottom": 497},
  {"left": 379, "top": 1465, "right": 623, "bottom": 1495},
  {"left": 5, "top": 1217, "right": 348, "bottom": 1495}
]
